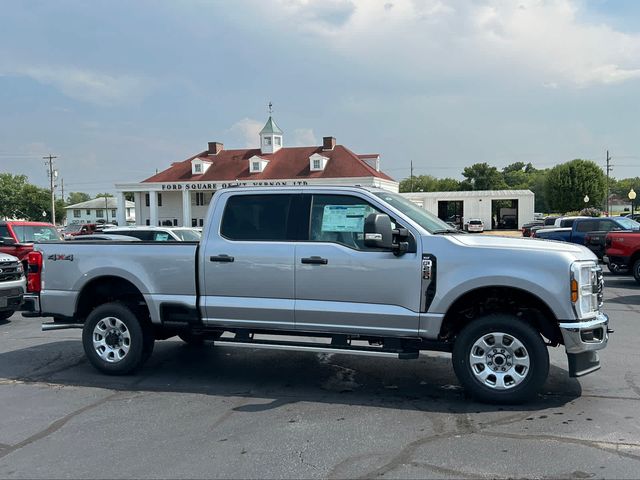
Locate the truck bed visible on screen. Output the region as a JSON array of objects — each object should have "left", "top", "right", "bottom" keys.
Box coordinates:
[{"left": 37, "top": 241, "right": 198, "bottom": 323}]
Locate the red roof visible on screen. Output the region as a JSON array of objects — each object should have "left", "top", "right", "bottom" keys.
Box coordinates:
[{"left": 143, "top": 145, "right": 394, "bottom": 183}]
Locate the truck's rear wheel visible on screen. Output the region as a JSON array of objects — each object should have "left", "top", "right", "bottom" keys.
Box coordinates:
[
  {"left": 452, "top": 314, "right": 549, "bottom": 404},
  {"left": 82, "top": 302, "right": 151, "bottom": 375}
]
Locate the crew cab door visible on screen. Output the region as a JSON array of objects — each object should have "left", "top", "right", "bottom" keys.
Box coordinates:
[
  {"left": 200, "top": 192, "right": 301, "bottom": 330},
  {"left": 294, "top": 193, "right": 422, "bottom": 336}
]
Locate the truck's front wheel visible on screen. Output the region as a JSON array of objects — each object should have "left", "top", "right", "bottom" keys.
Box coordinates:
[
  {"left": 452, "top": 314, "right": 549, "bottom": 404},
  {"left": 82, "top": 302, "right": 150, "bottom": 375}
]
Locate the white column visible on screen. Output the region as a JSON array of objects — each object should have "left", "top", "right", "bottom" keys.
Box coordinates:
[
  {"left": 134, "top": 192, "right": 143, "bottom": 226},
  {"left": 182, "top": 190, "right": 192, "bottom": 228},
  {"left": 116, "top": 191, "right": 127, "bottom": 226},
  {"left": 149, "top": 191, "right": 159, "bottom": 227}
]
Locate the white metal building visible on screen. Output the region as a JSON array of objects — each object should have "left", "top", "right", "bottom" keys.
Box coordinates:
[{"left": 402, "top": 190, "right": 535, "bottom": 230}]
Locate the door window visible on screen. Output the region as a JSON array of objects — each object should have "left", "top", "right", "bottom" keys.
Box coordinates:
[
  {"left": 221, "top": 194, "right": 294, "bottom": 241},
  {"left": 309, "top": 195, "right": 386, "bottom": 250}
]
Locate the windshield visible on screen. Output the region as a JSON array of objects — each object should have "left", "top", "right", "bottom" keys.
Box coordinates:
[
  {"left": 617, "top": 217, "right": 640, "bottom": 230},
  {"left": 12, "top": 225, "right": 61, "bottom": 242},
  {"left": 371, "top": 191, "right": 453, "bottom": 233},
  {"left": 173, "top": 229, "right": 201, "bottom": 241},
  {"left": 63, "top": 224, "right": 83, "bottom": 232}
]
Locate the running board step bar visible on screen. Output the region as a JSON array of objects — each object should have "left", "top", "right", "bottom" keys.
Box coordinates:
[
  {"left": 213, "top": 338, "right": 419, "bottom": 359},
  {"left": 42, "top": 322, "right": 83, "bottom": 331}
]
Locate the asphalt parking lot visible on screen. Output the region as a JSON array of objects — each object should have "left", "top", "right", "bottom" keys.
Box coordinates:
[{"left": 0, "top": 274, "right": 639, "bottom": 479}]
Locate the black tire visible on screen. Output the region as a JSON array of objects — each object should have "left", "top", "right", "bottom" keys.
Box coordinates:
[
  {"left": 82, "top": 302, "right": 150, "bottom": 375},
  {"left": 0, "top": 310, "right": 14, "bottom": 321},
  {"left": 452, "top": 314, "right": 549, "bottom": 404},
  {"left": 633, "top": 259, "right": 640, "bottom": 284}
]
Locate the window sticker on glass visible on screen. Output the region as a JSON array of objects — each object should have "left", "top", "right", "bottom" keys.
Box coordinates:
[{"left": 321, "top": 205, "right": 369, "bottom": 232}]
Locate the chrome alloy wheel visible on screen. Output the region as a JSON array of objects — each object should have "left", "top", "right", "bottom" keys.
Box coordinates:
[
  {"left": 92, "top": 316, "right": 131, "bottom": 363},
  {"left": 469, "top": 332, "right": 530, "bottom": 390}
]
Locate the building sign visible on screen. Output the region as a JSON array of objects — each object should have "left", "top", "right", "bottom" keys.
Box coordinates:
[{"left": 159, "top": 180, "right": 309, "bottom": 191}]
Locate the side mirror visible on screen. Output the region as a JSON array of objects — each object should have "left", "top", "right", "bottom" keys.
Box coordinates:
[
  {"left": 0, "top": 237, "right": 16, "bottom": 246},
  {"left": 364, "top": 213, "right": 393, "bottom": 250}
]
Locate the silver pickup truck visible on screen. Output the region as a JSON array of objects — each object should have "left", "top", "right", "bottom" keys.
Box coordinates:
[{"left": 23, "top": 186, "right": 609, "bottom": 404}]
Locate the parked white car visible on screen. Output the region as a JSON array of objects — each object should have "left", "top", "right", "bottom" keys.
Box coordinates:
[
  {"left": 465, "top": 219, "right": 485, "bottom": 233},
  {"left": 103, "top": 226, "right": 201, "bottom": 242}
]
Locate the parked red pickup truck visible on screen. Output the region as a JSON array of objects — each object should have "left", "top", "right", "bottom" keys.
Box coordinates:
[
  {"left": 0, "top": 220, "right": 62, "bottom": 267},
  {"left": 604, "top": 231, "right": 640, "bottom": 283}
]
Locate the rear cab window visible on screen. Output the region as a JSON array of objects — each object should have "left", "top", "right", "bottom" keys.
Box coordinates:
[{"left": 220, "top": 194, "right": 297, "bottom": 241}]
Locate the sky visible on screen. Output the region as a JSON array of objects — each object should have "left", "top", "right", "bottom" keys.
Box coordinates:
[{"left": 0, "top": 0, "right": 639, "bottom": 196}]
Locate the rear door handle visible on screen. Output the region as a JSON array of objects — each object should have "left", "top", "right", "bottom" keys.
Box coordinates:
[
  {"left": 210, "top": 254, "right": 234, "bottom": 263},
  {"left": 301, "top": 256, "right": 328, "bottom": 265}
]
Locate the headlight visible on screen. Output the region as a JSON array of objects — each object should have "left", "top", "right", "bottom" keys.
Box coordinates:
[
  {"left": 16, "top": 263, "right": 24, "bottom": 275},
  {"left": 570, "top": 261, "right": 602, "bottom": 319}
]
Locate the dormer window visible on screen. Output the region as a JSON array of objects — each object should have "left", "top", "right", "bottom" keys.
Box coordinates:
[
  {"left": 274, "top": 136, "right": 281, "bottom": 146},
  {"left": 249, "top": 155, "right": 269, "bottom": 173},
  {"left": 191, "top": 158, "right": 212, "bottom": 175},
  {"left": 309, "top": 153, "right": 329, "bottom": 171},
  {"left": 264, "top": 137, "right": 272, "bottom": 146}
]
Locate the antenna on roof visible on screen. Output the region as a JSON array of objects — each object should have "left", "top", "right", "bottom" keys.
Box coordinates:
[{"left": 268, "top": 101, "right": 273, "bottom": 115}]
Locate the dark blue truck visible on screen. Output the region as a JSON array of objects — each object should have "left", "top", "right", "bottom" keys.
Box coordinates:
[{"left": 534, "top": 216, "right": 640, "bottom": 259}]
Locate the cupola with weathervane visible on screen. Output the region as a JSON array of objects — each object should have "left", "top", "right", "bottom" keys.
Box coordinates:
[{"left": 259, "top": 103, "right": 283, "bottom": 154}]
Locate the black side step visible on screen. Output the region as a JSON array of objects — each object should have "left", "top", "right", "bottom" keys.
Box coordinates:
[{"left": 213, "top": 335, "right": 419, "bottom": 360}]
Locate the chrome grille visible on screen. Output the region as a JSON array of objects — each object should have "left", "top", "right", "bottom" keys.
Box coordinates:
[{"left": 0, "top": 261, "right": 22, "bottom": 282}]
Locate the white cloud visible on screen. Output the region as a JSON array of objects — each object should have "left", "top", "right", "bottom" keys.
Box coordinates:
[
  {"left": 227, "top": 118, "right": 263, "bottom": 148},
  {"left": 2, "top": 65, "right": 149, "bottom": 105},
  {"left": 291, "top": 128, "right": 317, "bottom": 146},
  {"left": 260, "top": 0, "right": 640, "bottom": 88}
]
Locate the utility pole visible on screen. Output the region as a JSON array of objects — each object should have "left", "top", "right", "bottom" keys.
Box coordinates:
[
  {"left": 410, "top": 160, "right": 414, "bottom": 193},
  {"left": 60, "top": 178, "right": 65, "bottom": 203},
  {"left": 605, "top": 150, "right": 612, "bottom": 216},
  {"left": 43, "top": 154, "right": 58, "bottom": 225}
]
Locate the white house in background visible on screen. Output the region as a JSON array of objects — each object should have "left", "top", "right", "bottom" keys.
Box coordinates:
[
  {"left": 114, "top": 114, "right": 398, "bottom": 227},
  {"left": 65, "top": 197, "right": 135, "bottom": 225},
  {"left": 402, "top": 190, "right": 535, "bottom": 230}
]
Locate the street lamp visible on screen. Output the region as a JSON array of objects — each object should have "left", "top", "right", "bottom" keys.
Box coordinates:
[{"left": 629, "top": 189, "right": 636, "bottom": 216}]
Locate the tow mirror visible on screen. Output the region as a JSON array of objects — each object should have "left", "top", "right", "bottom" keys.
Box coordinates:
[{"left": 364, "top": 213, "right": 393, "bottom": 250}]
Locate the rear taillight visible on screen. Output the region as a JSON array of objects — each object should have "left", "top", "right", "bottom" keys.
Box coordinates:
[
  {"left": 605, "top": 236, "right": 612, "bottom": 248},
  {"left": 27, "top": 251, "right": 43, "bottom": 293},
  {"left": 584, "top": 234, "right": 590, "bottom": 245}
]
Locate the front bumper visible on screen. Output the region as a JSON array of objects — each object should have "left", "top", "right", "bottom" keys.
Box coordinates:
[
  {"left": 0, "top": 279, "right": 25, "bottom": 312},
  {"left": 559, "top": 311, "right": 609, "bottom": 377}
]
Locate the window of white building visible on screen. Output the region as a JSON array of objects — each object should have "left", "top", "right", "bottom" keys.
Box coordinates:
[
  {"left": 73, "top": 209, "right": 80, "bottom": 218},
  {"left": 96, "top": 209, "right": 104, "bottom": 218},
  {"left": 195, "top": 192, "right": 205, "bottom": 206}
]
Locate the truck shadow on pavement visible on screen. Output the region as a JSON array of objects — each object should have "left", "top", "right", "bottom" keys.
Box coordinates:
[{"left": 0, "top": 338, "right": 582, "bottom": 414}]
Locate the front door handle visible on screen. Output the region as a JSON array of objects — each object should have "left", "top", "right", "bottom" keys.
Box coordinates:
[
  {"left": 301, "top": 256, "right": 328, "bottom": 265},
  {"left": 210, "top": 254, "right": 234, "bottom": 263}
]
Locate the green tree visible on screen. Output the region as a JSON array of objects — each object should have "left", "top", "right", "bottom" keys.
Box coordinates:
[
  {"left": 545, "top": 159, "right": 606, "bottom": 213},
  {"left": 610, "top": 177, "right": 640, "bottom": 198},
  {"left": 502, "top": 162, "right": 534, "bottom": 189},
  {"left": 461, "top": 163, "right": 507, "bottom": 190},
  {"left": 400, "top": 175, "right": 462, "bottom": 193},
  {"left": 0, "top": 173, "right": 29, "bottom": 219},
  {"left": 66, "top": 192, "right": 91, "bottom": 205}
]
